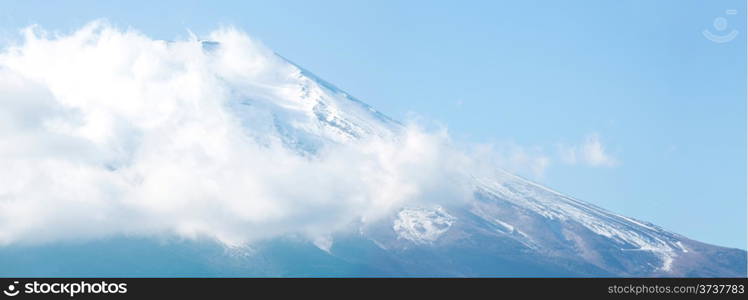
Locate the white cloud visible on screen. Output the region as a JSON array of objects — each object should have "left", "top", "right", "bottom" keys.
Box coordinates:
[
  {"left": 470, "top": 143, "right": 551, "bottom": 178},
  {"left": 0, "top": 21, "right": 617, "bottom": 248},
  {"left": 0, "top": 21, "right": 552, "bottom": 247},
  {"left": 558, "top": 134, "right": 619, "bottom": 167}
]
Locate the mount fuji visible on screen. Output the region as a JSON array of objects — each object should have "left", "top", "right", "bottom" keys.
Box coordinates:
[{"left": 0, "top": 28, "right": 745, "bottom": 277}]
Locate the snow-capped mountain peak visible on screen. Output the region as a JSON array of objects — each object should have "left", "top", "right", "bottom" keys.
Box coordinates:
[{"left": 0, "top": 26, "right": 743, "bottom": 277}]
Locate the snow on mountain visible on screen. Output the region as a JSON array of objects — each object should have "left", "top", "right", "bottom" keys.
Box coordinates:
[
  {"left": 393, "top": 206, "right": 456, "bottom": 244},
  {"left": 475, "top": 172, "right": 686, "bottom": 272},
  {"left": 205, "top": 40, "right": 400, "bottom": 154}
]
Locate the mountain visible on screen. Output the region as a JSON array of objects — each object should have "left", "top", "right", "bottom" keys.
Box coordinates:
[{"left": 0, "top": 38, "right": 744, "bottom": 277}]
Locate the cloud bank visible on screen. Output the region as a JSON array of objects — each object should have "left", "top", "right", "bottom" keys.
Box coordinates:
[
  {"left": 0, "top": 21, "right": 501, "bottom": 247},
  {"left": 0, "top": 21, "right": 619, "bottom": 247}
]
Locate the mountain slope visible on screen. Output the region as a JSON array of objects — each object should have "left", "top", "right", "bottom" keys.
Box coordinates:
[{"left": 227, "top": 42, "right": 746, "bottom": 277}]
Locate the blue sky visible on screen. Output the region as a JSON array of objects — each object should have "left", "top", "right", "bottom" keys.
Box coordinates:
[{"left": 1, "top": 0, "right": 745, "bottom": 249}]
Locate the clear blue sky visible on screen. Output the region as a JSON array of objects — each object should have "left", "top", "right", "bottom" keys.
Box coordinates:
[{"left": 1, "top": 0, "right": 745, "bottom": 249}]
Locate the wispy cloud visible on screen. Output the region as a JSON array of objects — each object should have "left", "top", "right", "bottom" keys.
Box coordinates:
[{"left": 558, "top": 134, "right": 619, "bottom": 167}]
